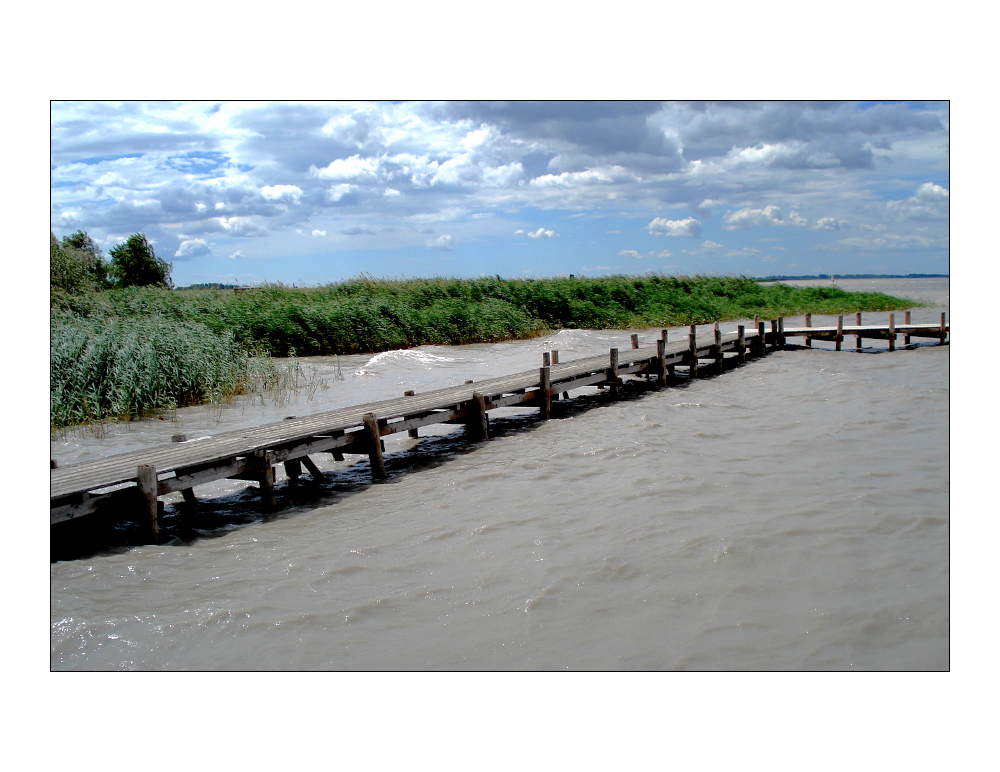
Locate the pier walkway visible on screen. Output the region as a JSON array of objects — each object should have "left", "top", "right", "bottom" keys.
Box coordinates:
[{"left": 51, "top": 312, "right": 948, "bottom": 539}]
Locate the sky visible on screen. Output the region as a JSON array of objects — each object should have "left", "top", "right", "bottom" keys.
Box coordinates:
[{"left": 50, "top": 100, "right": 949, "bottom": 286}]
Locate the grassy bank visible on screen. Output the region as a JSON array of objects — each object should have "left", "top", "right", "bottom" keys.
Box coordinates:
[{"left": 51, "top": 274, "right": 920, "bottom": 429}]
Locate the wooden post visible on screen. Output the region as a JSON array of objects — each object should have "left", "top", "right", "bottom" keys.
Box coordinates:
[
  {"left": 904, "top": 311, "right": 911, "bottom": 346},
  {"left": 253, "top": 450, "right": 276, "bottom": 511},
  {"left": 655, "top": 338, "right": 667, "bottom": 386},
  {"left": 539, "top": 366, "right": 552, "bottom": 418},
  {"left": 737, "top": 325, "right": 746, "bottom": 363},
  {"left": 631, "top": 334, "right": 639, "bottom": 349},
  {"left": 404, "top": 391, "right": 419, "bottom": 437},
  {"left": 836, "top": 315, "right": 843, "bottom": 351},
  {"left": 284, "top": 459, "right": 302, "bottom": 481},
  {"left": 137, "top": 464, "right": 159, "bottom": 541},
  {"left": 551, "top": 350, "right": 559, "bottom": 364},
  {"left": 770, "top": 320, "right": 778, "bottom": 352},
  {"left": 778, "top": 316, "right": 785, "bottom": 347},
  {"left": 804, "top": 313, "right": 812, "bottom": 348},
  {"left": 542, "top": 351, "right": 551, "bottom": 367},
  {"left": 753, "top": 314, "right": 759, "bottom": 327},
  {"left": 688, "top": 327, "right": 698, "bottom": 378},
  {"left": 172, "top": 434, "right": 198, "bottom": 506},
  {"left": 889, "top": 313, "right": 896, "bottom": 352},
  {"left": 713, "top": 323, "right": 723, "bottom": 368},
  {"left": 757, "top": 321, "right": 766, "bottom": 356},
  {"left": 469, "top": 392, "right": 490, "bottom": 439},
  {"left": 661, "top": 329, "right": 668, "bottom": 343},
  {"left": 940, "top": 312, "right": 946, "bottom": 345},
  {"left": 363, "top": 413, "right": 387, "bottom": 481},
  {"left": 856, "top": 312, "right": 863, "bottom": 351},
  {"left": 608, "top": 348, "right": 620, "bottom": 397}
]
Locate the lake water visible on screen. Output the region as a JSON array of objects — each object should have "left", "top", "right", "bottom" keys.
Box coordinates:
[{"left": 50, "top": 278, "right": 949, "bottom": 670}]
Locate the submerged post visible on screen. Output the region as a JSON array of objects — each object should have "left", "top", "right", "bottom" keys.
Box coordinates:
[
  {"left": 856, "top": 312, "right": 863, "bottom": 351},
  {"left": 539, "top": 366, "right": 552, "bottom": 418},
  {"left": 137, "top": 464, "right": 159, "bottom": 541},
  {"left": 804, "top": 313, "right": 812, "bottom": 348},
  {"left": 608, "top": 348, "right": 620, "bottom": 398},
  {"left": 836, "top": 315, "right": 843, "bottom": 351},
  {"left": 253, "top": 450, "right": 276, "bottom": 512},
  {"left": 770, "top": 320, "right": 778, "bottom": 352},
  {"left": 757, "top": 321, "right": 766, "bottom": 356},
  {"left": 470, "top": 392, "right": 490, "bottom": 439},
  {"left": 688, "top": 326, "right": 698, "bottom": 378},
  {"left": 363, "top": 412, "right": 387, "bottom": 481},
  {"left": 889, "top": 313, "right": 896, "bottom": 352},
  {"left": 713, "top": 323, "right": 723, "bottom": 369},
  {"left": 655, "top": 338, "right": 667, "bottom": 386},
  {"left": 404, "top": 390, "right": 419, "bottom": 438},
  {"left": 737, "top": 325, "right": 746, "bottom": 363}
]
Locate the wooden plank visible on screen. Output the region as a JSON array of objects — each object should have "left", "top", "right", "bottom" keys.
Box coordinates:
[
  {"left": 136, "top": 464, "right": 159, "bottom": 540},
  {"left": 363, "top": 413, "right": 387, "bottom": 481}
]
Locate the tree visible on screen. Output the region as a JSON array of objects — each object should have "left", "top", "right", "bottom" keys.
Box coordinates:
[
  {"left": 108, "top": 233, "right": 172, "bottom": 288},
  {"left": 60, "top": 230, "right": 109, "bottom": 288},
  {"left": 51, "top": 231, "right": 104, "bottom": 293}
]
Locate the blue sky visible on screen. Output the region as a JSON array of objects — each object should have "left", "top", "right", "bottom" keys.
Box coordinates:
[{"left": 51, "top": 101, "right": 949, "bottom": 286}]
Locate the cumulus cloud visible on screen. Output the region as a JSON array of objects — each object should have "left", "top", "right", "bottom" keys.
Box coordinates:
[
  {"left": 886, "top": 182, "right": 949, "bottom": 221},
  {"left": 260, "top": 184, "right": 303, "bottom": 202},
  {"left": 384, "top": 188, "right": 401, "bottom": 197},
  {"left": 312, "top": 229, "right": 327, "bottom": 237},
  {"left": 646, "top": 216, "right": 703, "bottom": 237},
  {"left": 427, "top": 234, "right": 456, "bottom": 251},
  {"left": 618, "top": 249, "right": 641, "bottom": 258},
  {"left": 526, "top": 228, "right": 558, "bottom": 238},
  {"left": 174, "top": 238, "right": 211, "bottom": 258},
  {"left": 723, "top": 205, "right": 807, "bottom": 230},
  {"left": 229, "top": 250, "right": 244, "bottom": 259}
]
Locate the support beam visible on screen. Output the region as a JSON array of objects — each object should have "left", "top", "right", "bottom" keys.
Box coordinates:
[
  {"left": 539, "top": 367, "right": 552, "bottom": 418},
  {"left": 469, "top": 392, "right": 490, "bottom": 439},
  {"left": 137, "top": 464, "right": 159, "bottom": 541},
  {"left": 253, "top": 450, "right": 276, "bottom": 511},
  {"left": 608, "top": 348, "right": 620, "bottom": 397},
  {"left": 404, "top": 391, "right": 419, "bottom": 438},
  {"left": 363, "top": 413, "right": 387, "bottom": 481},
  {"left": 300, "top": 455, "right": 324, "bottom": 481},
  {"left": 688, "top": 326, "right": 698, "bottom": 377}
]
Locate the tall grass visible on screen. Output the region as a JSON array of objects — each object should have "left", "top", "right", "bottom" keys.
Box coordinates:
[{"left": 51, "top": 274, "right": 921, "bottom": 428}]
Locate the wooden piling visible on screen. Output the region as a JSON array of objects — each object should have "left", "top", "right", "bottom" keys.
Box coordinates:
[
  {"left": 714, "top": 323, "right": 723, "bottom": 368},
  {"left": 770, "top": 320, "right": 778, "bottom": 352},
  {"left": 778, "top": 317, "right": 785, "bottom": 347},
  {"left": 171, "top": 434, "right": 197, "bottom": 505},
  {"left": 404, "top": 391, "right": 419, "bottom": 437},
  {"left": 737, "top": 325, "right": 746, "bottom": 363},
  {"left": 904, "top": 311, "right": 911, "bottom": 346},
  {"left": 661, "top": 329, "right": 668, "bottom": 343},
  {"left": 856, "top": 312, "right": 863, "bottom": 351},
  {"left": 363, "top": 413, "right": 387, "bottom": 481},
  {"left": 607, "top": 349, "right": 620, "bottom": 398},
  {"left": 804, "top": 313, "right": 812, "bottom": 348},
  {"left": 753, "top": 314, "right": 759, "bottom": 327},
  {"left": 655, "top": 338, "right": 667, "bottom": 386},
  {"left": 551, "top": 350, "right": 559, "bottom": 364},
  {"left": 539, "top": 366, "right": 552, "bottom": 418},
  {"left": 542, "top": 351, "right": 551, "bottom": 367},
  {"left": 688, "top": 327, "right": 698, "bottom": 378},
  {"left": 136, "top": 464, "right": 159, "bottom": 541},
  {"left": 470, "top": 392, "right": 490, "bottom": 439},
  {"left": 284, "top": 459, "right": 302, "bottom": 481},
  {"left": 631, "top": 334, "right": 639, "bottom": 349},
  {"left": 940, "top": 312, "right": 947, "bottom": 345},
  {"left": 889, "top": 313, "right": 896, "bottom": 352},
  {"left": 757, "top": 321, "right": 766, "bottom": 356},
  {"left": 836, "top": 315, "right": 843, "bottom": 351},
  {"left": 253, "top": 450, "right": 276, "bottom": 511}
]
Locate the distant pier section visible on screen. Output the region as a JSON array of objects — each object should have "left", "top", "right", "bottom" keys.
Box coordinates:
[{"left": 51, "top": 312, "right": 948, "bottom": 540}]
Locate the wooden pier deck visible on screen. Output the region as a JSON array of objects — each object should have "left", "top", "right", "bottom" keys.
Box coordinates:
[{"left": 51, "top": 312, "right": 948, "bottom": 539}]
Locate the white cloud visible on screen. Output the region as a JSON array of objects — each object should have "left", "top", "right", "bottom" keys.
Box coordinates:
[
  {"left": 229, "top": 250, "right": 244, "bottom": 259},
  {"left": 312, "top": 155, "right": 380, "bottom": 181},
  {"left": 427, "top": 234, "right": 456, "bottom": 251},
  {"left": 886, "top": 182, "right": 949, "bottom": 221},
  {"left": 618, "top": 249, "right": 641, "bottom": 258},
  {"left": 527, "top": 228, "right": 558, "bottom": 238},
  {"left": 174, "top": 238, "right": 211, "bottom": 258},
  {"left": 311, "top": 230, "right": 327, "bottom": 237},
  {"left": 384, "top": 188, "right": 401, "bottom": 197},
  {"left": 260, "top": 184, "right": 303, "bottom": 202},
  {"left": 816, "top": 232, "right": 947, "bottom": 252},
  {"left": 723, "top": 205, "right": 807, "bottom": 230},
  {"left": 326, "top": 184, "right": 359, "bottom": 203},
  {"left": 646, "top": 216, "right": 703, "bottom": 238}
]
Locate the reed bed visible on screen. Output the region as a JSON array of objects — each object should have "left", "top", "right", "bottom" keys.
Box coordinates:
[{"left": 51, "top": 274, "right": 919, "bottom": 428}]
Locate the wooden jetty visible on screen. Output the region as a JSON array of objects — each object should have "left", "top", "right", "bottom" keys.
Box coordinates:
[{"left": 51, "top": 313, "right": 948, "bottom": 540}]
